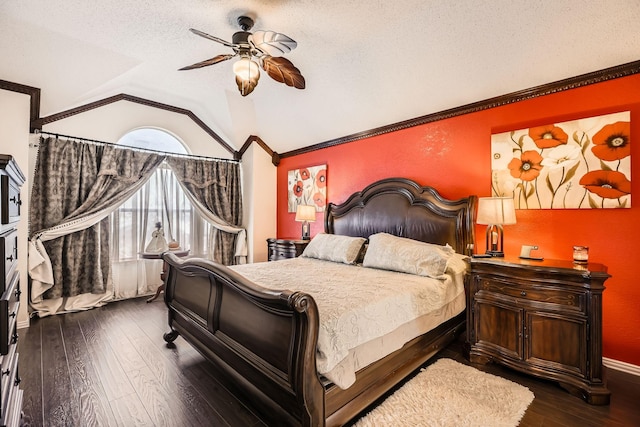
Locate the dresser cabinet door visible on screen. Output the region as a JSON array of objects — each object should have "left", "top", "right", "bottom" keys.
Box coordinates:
[
  {"left": 526, "top": 311, "right": 587, "bottom": 377},
  {"left": 474, "top": 296, "right": 523, "bottom": 360}
]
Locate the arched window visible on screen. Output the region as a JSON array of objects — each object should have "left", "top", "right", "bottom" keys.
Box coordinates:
[
  {"left": 117, "top": 128, "right": 189, "bottom": 154},
  {"left": 110, "top": 128, "right": 212, "bottom": 299}
]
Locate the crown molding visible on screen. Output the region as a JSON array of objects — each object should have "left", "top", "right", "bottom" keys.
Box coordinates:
[
  {"left": 280, "top": 59, "right": 640, "bottom": 159},
  {"left": 31, "top": 93, "right": 238, "bottom": 157},
  {"left": 238, "top": 135, "right": 280, "bottom": 166}
]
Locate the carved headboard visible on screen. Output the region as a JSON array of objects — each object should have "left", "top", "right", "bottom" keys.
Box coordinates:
[{"left": 325, "top": 178, "right": 477, "bottom": 254}]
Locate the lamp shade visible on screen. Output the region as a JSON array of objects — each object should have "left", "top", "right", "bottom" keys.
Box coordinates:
[
  {"left": 476, "top": 197, "right": 516, "bottom": 225},
  {"left": 295, "top": 205, "right": 316, "bottom": 222}
]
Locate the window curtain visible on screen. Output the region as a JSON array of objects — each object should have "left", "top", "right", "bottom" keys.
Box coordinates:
[
  {"left": 166, "top": 157, "right": 246, "bottom": 265},
  {"left": 29, "top": 137, "right": 166, "bottom": 316},
  {"left": 28, "top": 136, "right": 247, "bottom": 317}
]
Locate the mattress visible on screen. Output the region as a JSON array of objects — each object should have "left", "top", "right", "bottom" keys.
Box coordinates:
[{"left": 230, "top": 255, "right": 466, "bottom": 389}]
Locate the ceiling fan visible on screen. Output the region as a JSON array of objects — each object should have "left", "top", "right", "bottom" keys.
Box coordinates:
[{"left": 179, "top": 16, "right": 305, "bottom": 96}]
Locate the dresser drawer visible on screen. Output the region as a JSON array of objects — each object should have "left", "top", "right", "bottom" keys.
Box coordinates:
[
  {"left": 0, "top": 273, "right": 19, "bottom": 356},
  {"left": 272, "top": 244, "right": 298, "bottom": 259},
  {"left": 1, "top": 387, "right": 22, "bottom": 427},
  {"left": 267, "top": 238, "right": 309, "bottom": 261},
  {"left": 0, "top": 351, "right": 19, "bottom": 422},
  {"left": 0, "top": 175, "right": 21, "bottom": 226},
  {"left": 478, "top": 277, "right": 586, "bottom": 313},
  {"left": 0, "top": 229, "right": 18, "bottom": 295}
]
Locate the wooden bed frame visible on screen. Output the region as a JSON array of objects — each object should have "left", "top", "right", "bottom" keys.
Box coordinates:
[{"left": 162, "top": 178, "right": 476, "bottom": 426}]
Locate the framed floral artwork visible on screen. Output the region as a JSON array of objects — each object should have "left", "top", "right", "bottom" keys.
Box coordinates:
[
  {"left": 288, "top": 164, "right": 327, "bottom": 212},
  {"left": 491, "top": 111, "right": 630, "bottom": 209}
]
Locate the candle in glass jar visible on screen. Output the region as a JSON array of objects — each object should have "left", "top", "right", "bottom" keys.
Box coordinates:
[{"left": 573, "top": 246, "right": 589, "bottom": 264}]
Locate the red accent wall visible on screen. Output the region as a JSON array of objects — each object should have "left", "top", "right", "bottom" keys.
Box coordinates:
[{"left": 277, "top": 73, "right": 640, "bottom": 367}]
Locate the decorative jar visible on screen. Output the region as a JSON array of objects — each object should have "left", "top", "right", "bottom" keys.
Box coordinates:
[{"left": 573, "top": 246, "right": 589, "bottom": 264}]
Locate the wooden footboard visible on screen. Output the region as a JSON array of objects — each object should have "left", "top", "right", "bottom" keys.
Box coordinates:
[
  {"left": 162, "top": 253, "right": 465, "bottom": 427},
  {"left": 162, "top": 253, "right": 325, "bottom": 426}
]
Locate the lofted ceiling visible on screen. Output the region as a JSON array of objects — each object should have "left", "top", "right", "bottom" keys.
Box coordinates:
[{"left": 1, "top": 0, "right": 640, "bottom": 155}]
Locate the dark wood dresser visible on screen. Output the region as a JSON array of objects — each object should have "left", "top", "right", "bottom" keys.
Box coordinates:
[
  {"left": 0, "top": 155, "right": 24, "bottom": 427},
  {"left": 465, "top": 256, "right": 610, "bottom": 405},
  {"left": 266, "top": 238, "right": 309, "bottom": 261}
]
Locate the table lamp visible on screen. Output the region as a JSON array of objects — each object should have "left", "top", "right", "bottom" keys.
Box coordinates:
[
  {"left": 476, "top": 197, "right": 516, "bottom": 257},
  {"left": 295, "top": 205, "right": 316, "bottom": 240}
]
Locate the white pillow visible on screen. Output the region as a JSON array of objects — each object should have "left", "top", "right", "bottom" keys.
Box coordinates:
[
  {"left": 301, "top": 233, "right": 367, "bottom": 265},
  {"left": 362, "top": 232, "right": 455, "bottom": 278},
  {"left": 445, "top": 252, "right": 470, "bottom": 276}
]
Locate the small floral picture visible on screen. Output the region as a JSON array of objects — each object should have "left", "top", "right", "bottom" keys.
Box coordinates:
[
  {"left": 288, "top": 164, "right": 327, "bottom": 212},
  {"left": 491, "top": 111, "right": 630, "bottom": 209}
]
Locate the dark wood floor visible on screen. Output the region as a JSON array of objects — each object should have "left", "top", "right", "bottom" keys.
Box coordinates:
[{"left": 18, "top": 297, "right": 640, "bottom": 426}]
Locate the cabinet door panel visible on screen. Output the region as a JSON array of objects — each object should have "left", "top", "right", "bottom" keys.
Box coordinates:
[
  {"left": 475, "top": 298, "right": 523, "bottom": 360},
  {"left": 526, "top": 311, "right": 587, "bottom": 376}
]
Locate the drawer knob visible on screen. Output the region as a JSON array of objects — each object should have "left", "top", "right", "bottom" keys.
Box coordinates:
[
  {"left": 1, "top": 369, "right": 9, "bottom": 377},
  {"left": 6, "top": 255, "right": 13, "bottom": 262},
  {"left": 11, "top": 333, "right": 18, "bottom": 344},
  {"left": 9, "top": 311, "right": 16, "bottom": 319},
  {"left": 520, "top": 291, "right": 527, "bottom": 297},
  {"left": 14, "top": 376, "right": 20, "bottom": 386},
  {"left": 14, "top": 289, "right": 21, "bottom": 298}
]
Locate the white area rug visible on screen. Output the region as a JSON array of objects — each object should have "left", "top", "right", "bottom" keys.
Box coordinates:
[{"left": 354, "top": 358, "right": 534, "bottom": 427}]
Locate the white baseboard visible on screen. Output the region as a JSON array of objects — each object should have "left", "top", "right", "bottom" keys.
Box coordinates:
[
  {"left": 603, "top": 357, "right": 640, "bottom": 377},
  {"left": 17, "top": 319, "right": 30, "bottom": 330}
]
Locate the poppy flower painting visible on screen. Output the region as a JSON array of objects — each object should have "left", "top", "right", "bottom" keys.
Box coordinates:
[
  {"left": 288, "top": 164, "right": 327, "bottom": 212},
  {"left": 491, "top": 111, "right": 630, "bottom": 209}
]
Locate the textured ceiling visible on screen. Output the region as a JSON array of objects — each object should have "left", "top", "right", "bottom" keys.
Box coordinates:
[{"left": 2, "top": 0, "right": 640, "bottom": 154}]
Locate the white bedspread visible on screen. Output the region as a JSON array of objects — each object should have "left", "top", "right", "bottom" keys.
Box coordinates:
[{"left": 230, "top": 256, "right": 466, "bottom": 388}]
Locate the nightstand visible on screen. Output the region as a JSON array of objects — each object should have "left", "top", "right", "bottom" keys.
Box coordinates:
[
  {"left": 266, "top": 238, "right": 309, "bottom": 261},
  {"left": 464, "top": 257, "right": 611, "bottom": 405}
]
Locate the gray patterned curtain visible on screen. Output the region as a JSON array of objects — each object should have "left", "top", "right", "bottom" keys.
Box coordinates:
[
  {"left": 166, "top": 157, "right": 245, "bottom": 265},
  {"left": 29, "top": 137, "right": 166, "bottom": 314}
]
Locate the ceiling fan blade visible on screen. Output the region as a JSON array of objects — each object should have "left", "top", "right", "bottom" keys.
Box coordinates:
[
  {"left": 178, "top": 54, "right": 235, "bottom": 71},
  {"left": 249, "top": 31, "right": 297, "bottom": 57},
  {"left": 235, "top": 75, "right": 259, "bottom": 97},
  {"left": 262, "top": 56, "right": 305, "bottom": 89},
  {"left": 189, "top": 28, "right": 238, "bottom": 48}
]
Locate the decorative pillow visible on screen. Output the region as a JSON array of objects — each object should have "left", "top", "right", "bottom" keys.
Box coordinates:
[
  {"left": 362, "top": 232, "right": 455, "bottom": 278},
  {"left": 301, "top": 233, "right": 367, "bottom": 265}
]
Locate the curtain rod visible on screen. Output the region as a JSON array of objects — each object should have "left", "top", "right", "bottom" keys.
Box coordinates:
[{"left": 34, "top": 130, "right": 240, "bottom": 163}]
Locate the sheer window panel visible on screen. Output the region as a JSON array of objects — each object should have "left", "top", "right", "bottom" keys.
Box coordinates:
[{"left": 110, "top": 164, "right": 213, "bottom": 298}]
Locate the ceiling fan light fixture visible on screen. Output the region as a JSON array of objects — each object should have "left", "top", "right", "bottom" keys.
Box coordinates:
[
  {"left": 233, "top": 55, "right": 260, "bottom": 96},
  {"left": 233, "top": 56, "right": 260, "bottom": 82}
]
